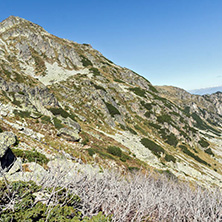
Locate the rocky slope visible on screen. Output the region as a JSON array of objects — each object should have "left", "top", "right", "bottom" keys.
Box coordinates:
[{"left": 0, "top": 16, "right": 222, "bottom": 187}]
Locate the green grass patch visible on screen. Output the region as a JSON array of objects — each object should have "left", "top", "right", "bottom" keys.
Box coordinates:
[
  {"left": 120, "top": 153, "right": 130, "bottom": 162},
  {"left": 165, "top": 133, "right": 178, "bottom": 147},
  {"left": 128, "top": 166, "right": 139, "bottom": 172},
  {"left": 144, "top": 111, "right": 151, "bottom": 118},
  {"left": 48, "top": 107, "right": 76, "bottom": 121},
  {"left": 87, "top": 148, "right": 96, "bottom": 156},
  {"left": 94, "top": 84, "right": 107, "bottom": 91},
  {"left": 135, "top": 124, "right": 147, "bottom": 135},
  {"left": 149, "top": 122, "right": 161, "bottom": 130}
]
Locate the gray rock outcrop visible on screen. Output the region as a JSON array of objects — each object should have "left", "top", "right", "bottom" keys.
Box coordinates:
[{"left": 57, "top": 127, "right": 80, "bottom": 142}]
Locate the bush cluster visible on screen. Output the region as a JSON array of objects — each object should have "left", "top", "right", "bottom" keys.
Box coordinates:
[
  {"left": 53, "top": 117, "right": 64, "bottom": 129},
  {"left": 41, "top": 115, "right": 51, "bottom": 124},
  {"left": 107, "top": 146, "right": 122, "bottom": 157},
  {"left": 13, "top": 110, "right": 31, "bottom": 118},
  {"left": 105, "top": 102, "right": 121, "bottom": 117},
  {"left": 93, "top": 84, "right": 106, "bottom": 91},
  {"left": 159, "top": 129, "right": 178, "bottom": 147},
  {"left": 89, "top": 67, "right": 100, "bottom": 76},
  {"left": 0, "top": 181, "right": 109, "bottom": 221},
  {"left": 140, "top": 101, "right": 152, "bottom": 110},
  {"left": 114, "top": 78, "right": 124, "bottom": 83},
  {"left": 12, "top": 148, "right": 49, "bottom": 165},
  {"left": 126, "top": 126, "right": 137, "bottom": 135},
  {"left": 128, "top": 87, "right": 147, "bottom": 98},
  {"left": 204, "top": 148, "right": 214, "bottom": 156},
  {"left": 164, "top": 154, "right": 176, "bottom": 163},
  {"left": 48, "top": 107, "right": 76, "bottom": 121},
  {"left": 80, "top": 55, "right": 93, "bottom": 67},
  {"left": 141, "top": 137, "right": 165, "bottom": 158},
  {"left": 198, "top": 138, "right": 210, "bottom": 148},
  {"left": 157, "top": 114, "right": 172, "bottom": 124}
]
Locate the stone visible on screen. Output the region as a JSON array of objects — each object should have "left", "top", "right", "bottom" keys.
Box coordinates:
[
  {"left": 7, "top": 157, "right": 22, "bottom": 175},
  {"left": 62, "top": 117, "right": 81, "bottom": 133},
  {"left": 0, "top": 131, "right": 17, "bottom": 157},
  {"left": 57, "top": 127, "right": 80, "bottom": 142}
]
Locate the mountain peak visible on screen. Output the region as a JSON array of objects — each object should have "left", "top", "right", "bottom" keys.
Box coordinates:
[{"left": 0, "top": 16, "right": 47, "bottom": 34}]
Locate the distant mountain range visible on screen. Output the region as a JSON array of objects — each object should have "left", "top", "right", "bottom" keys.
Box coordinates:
[{"left": 189, "top": 86, "right": 222, "bottom": 95}]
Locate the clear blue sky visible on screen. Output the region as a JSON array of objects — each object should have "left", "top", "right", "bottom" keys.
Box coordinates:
[{"left": 0, "top": 0, "right": 222, "bottom": 90}]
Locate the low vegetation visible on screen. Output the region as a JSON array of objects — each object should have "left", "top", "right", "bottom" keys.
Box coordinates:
[
  {"left": 89, "top": 67, "right": 100, "bottom": 76},
  {"left": 141, "top": 137, "right": 165, "bottom": 158},
  {"left": 13, "top": 110, "right": 31, "bottom": 118},
  {"left": 128, "top": 87, "right": 147, "bottom": 98},
  {"left": 105, "top": 102, "right": 121, "bottom": 117},
  {"left": 48, "top": 107, "right": 76, "bottom": 121},
  {"left": 0, "top": 180, "right": 109, "bottom": 221},
  {"left": 204, "top": 148, "right": 214, "bottom": 156},
  {"left": 157, "top": 114, "right": 172, "bottom": 124},
  {"left": 114, "top": 78, "right": 124, "bottom": 83},
  {"left": 198, "top": 138, "right": 210, "bottom": 148},
  {"left": 1, "top": 167, "right": 221, "bottom": 221},
  {"left": 53, "top": 117, "right": 64, "bottom": 129},
  {"left": 164, "top": 153, "right": 176, "bottom": 163},
  {"left": 80, "top": 55, "right": 93, "bottom": 67},
  {"left": 179, "top": 145, "right": 210, "bottom": 166},
  {"left": 107, "top": 146, "right": 122, "bottom": 157},
  {"left": 12, "top": 148, "right": 49, "bottom": 165}
]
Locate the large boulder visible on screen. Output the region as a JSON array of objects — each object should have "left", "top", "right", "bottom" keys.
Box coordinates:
[
  {"left": 0, "top": 131, "right": 17, "bottom": 171},
  {"left": 0, "top": 131, "right": 16, "bottom": 157},
  {"left": 57, "top": 127, "right": 80, "bottom": 142},
  {"left": 62, "top": 117, "right": 81, "bottom": 133}
]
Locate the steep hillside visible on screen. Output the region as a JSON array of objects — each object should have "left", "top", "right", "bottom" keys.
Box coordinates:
[{"left": 0, "top": 16, "right": 222, "bottom": 188}]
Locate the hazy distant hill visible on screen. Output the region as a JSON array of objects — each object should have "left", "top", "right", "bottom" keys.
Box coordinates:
[{"left": 189, "top": 86, "right": 222, "bottom": 95}]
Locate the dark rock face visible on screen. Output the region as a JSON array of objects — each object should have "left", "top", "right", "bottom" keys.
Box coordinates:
[
  {"left": 0, "top": 148, "right": 16, "bottom": 170},
  {"left": 0, "top": 131, "right": 17, "bottom": 172}
]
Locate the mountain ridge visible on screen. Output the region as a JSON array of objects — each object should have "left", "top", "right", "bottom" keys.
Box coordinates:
[
  {"left": 189, "top": 85, "right": 222, "bottom": 95},
  {"left": 0, "top": 16, "right": 222, "bottom": 188}
]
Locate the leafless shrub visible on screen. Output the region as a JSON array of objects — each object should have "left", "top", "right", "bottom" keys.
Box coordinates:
[{"left": 1, "top": 162, "right": 222, "bottom": 221}]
